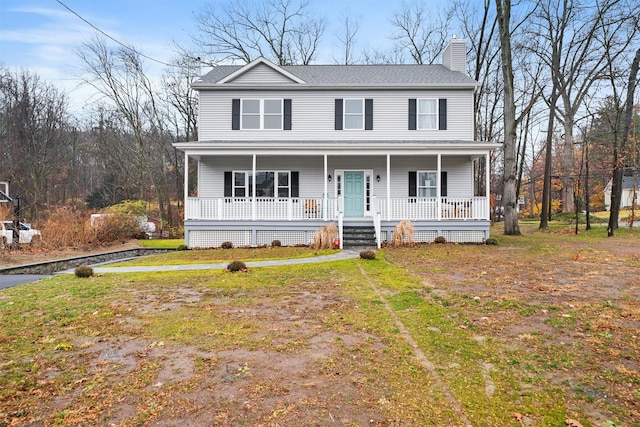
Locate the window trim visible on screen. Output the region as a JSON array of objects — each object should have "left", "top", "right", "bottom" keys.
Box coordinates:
[
  {"left": 343, "top": 98, "right": 365, "bottom": 130},
  {"left": 232, "top": 170, "right": 292, "bottom": 198},
  {"left": 417, "top": 170, "right": 438, "bottom": 198},
  {"left": 240, "top": 98, "right": 283, "bottom": 130},
  {"left": 417, "top": 99, "right": 438, "bottom": 130}
]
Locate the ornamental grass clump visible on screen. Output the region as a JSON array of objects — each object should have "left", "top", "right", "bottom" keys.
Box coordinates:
[
  {"left": 312, "top": 222, "right": 338, "bottom": 250},
  {"left": 74, "top": 265, "right": 94, "bottom": 278},
  {"left": 227, "top": 260, "right": 247, "bottom": 272},
  {"left": 392, "top": 219, "right": 414, "bottom": 247}
]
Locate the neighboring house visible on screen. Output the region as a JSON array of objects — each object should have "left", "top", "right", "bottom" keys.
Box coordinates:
[
  {"left": 174, "top": 37, "right": 498, "bottom": 248},
  {"left": 604, "top": 175, "right": 639, "bottom": 211}
]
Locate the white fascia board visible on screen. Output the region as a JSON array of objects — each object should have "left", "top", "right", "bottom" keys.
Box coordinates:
[{"left": 173, "top": 141, "right": 499, "bottom": 156}]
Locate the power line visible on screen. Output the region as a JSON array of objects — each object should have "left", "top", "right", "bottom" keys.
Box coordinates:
[{"left": 55, "top": 0, "right": 174, "bottom": 67}]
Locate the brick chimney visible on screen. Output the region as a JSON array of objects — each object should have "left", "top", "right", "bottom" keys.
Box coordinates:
[{"left": 442, "top": 35, "right": 467, "bottom": 74}]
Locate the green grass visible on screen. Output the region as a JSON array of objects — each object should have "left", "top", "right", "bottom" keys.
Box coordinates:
[
  {"left": 139, "top": 239, "right": 184, "bottom": 249},
  {"left": 114, "top": 247, "right": 339, "bottom": 266},
  {"left": 3, "top": 228, "right": 638, "bottom": 425}
]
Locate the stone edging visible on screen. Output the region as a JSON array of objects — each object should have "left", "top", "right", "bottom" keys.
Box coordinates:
[{"left": 0, "top": 248, "right": 172, "bottom": 275}]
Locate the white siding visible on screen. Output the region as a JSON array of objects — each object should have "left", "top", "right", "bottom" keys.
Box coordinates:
[
  {"left": 229, "top": 63, "right": 297, "bottom": 84},
  {"left": 198, "top": 154, "right": 474, "bottom": 198},
  {"left": 198, "top": 89, "right": 474, "bottom": 141}
]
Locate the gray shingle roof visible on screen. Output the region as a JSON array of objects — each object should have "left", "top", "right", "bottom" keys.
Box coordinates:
[{"left": 195, "top": 62, "right": 477, "bottom": 88}]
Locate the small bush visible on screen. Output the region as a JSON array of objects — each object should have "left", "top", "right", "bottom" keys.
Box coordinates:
[
  {"left": 74, "top": 265, "right": 94, "bottom": 278},
  {"left": 177, "top": 244, "right": 189, "bottom": 251},
  {"left": 271, "top": 239, "right": 282, "bottom": 247},
  {"left": 434, "top": 236, "right": 447, "bottom": 244},
  {"left": 485, "top": 238, "right": 498, "bottom": 245},
  {"left": 221, "top": 241, "right": 233, "bottom": 249},
  {"left": 227, "top": 260, "right": 247, "bottom": 272},
  {"left": 359, "top": 250, "right": 376, "bottom": 260}
]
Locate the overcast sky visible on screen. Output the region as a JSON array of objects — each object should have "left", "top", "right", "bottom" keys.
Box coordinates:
[{"left": 0, "top": 0, "right": 420, "bottom": 112}]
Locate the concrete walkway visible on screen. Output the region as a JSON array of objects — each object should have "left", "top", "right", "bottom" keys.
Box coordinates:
[{"left": 56, "top": 250, "right": 361, "bottom": 275}]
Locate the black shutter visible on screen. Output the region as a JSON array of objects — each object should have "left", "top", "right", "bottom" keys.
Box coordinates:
[
  {"left": 224, "top": 171, "right": 233, "bottom": 197},
  {"left": 284, "top": 99, "right": 292, "bottom": 130},
  {"left": 334, "top": 99, "right": 343, "bottom": 130},
  {"left": 408, "top": 171, "right": 417, "bottom": 197},
  {"left": 441, "top": 171, "right": 448, "bottom": 197},
  {"left": 232, "top": 99, "right": 240, "bottom": 130},
  {"left": 438, "top": 98, "right": 447, "bottom": 130},
  {"left": 291, "top": 172, "right": 299, "bottom": 197},
  {"left": 408, "top": 99, "right": 417, "bottom": 130},
  {"left": 365, "top": 99, "right": 373, "bottom": 130}
]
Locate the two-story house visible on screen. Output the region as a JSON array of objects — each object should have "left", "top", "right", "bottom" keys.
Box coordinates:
[{"left": 174, "top": 37, "right": 497, "bottom": 248}]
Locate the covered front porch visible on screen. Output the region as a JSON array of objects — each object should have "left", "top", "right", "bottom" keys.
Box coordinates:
[{"left": 175, "top": 141, "right": 496, "bottom": 248}]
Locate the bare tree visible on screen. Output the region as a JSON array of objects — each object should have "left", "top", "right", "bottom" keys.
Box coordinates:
[
  {"left": 0, "top": 68, "right": 70, "bottom": 218},
  {"left": 77, "top": 36, "right": 180, "bottom": 225},
  {"left": 192, "top": 0, "right": 325, "bottom": 65},
  {"left": 607, "top": 47, "right": 640, "bottom": 236},
  {"left": 495, "top": 0, "right": 541, "bottom": 234},
  {"left": 390, "top": 1, "right": 453, "bottom": 64},
  {"left": 333, "top": 11, "right": 360, "bottom": 65},
  {"left": 533, "top": 0, "right": 639, "bottom": 213}
]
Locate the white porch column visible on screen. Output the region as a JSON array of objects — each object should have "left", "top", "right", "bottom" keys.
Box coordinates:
[
  {"left": 252, "top": 154, "right": 256, "bottom": 221},
  {"left": 184, "top": 152, "right": 189, "bottom": 203},
  {"left": 386, "top": 154, "right": 391, "bottom": 221},
  {"left": 323, "top": 154, "right": 328, "bottom": 220},
  {"left": 184, "top": 152, "right": 189, "bottom": 245},
  {"left": 485, "top": 153, "right": 491, "bottom": 220},
  {"left": 437, "top": 154, "right": 442, "bottom": 221}
]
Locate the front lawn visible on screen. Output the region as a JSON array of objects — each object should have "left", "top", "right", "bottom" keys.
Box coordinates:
[{"left": 1, "top": 225, "right": 638, "bottom": 426}]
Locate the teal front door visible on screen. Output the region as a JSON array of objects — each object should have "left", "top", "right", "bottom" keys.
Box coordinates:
[{"left": 344, "top": 171, "right": 364, "bottom": 217}]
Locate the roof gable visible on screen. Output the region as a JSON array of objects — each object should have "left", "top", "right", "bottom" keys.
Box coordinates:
[{"left": 216, "top": 57, "right": 306, "bottom": 84}]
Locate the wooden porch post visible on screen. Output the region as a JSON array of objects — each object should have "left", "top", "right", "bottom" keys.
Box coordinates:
[
  {"left": 184, "top": 152, "right": 189, "bottom": 245},
  {"left": 485, "top": 153, "right": 491, "bottom": 220},
  {"left": 437, "top": 154, "right": 442, "bottom": 221},
  {"left": 184, "top": 152, "right": 189, "bottom": 205},
  {"left": 252, "top": 154, "right": 256, "bottom": 221},
  {"left": 387, "top": 154, "right": 391, "bottom": 221},
  {"left": 323, "top": 154, "right": 328, "bottom": 220}
]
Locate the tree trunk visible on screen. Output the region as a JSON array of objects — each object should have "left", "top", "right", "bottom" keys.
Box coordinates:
[
  {"left": 540, "top": 86, "right": 558, "bottom": 229},
  {"left": 495, "top": 0, "right": 520, "bottom": 235},
  {"left": 562, "top": 119, "right": 575, "bottom": 212},
  {"left": 608, "top": 47, "right": 640, "bottom": 236}
]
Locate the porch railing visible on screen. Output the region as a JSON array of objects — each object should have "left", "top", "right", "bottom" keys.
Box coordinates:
[
  {"left": 185, "top": 197, "right": 339, "bottom": 221},
  {"left": 186, "top": 196, "right": 488, "bottom": 221},
  {"left": 377, "top": 197, "right": 488, "bottom": 221}
]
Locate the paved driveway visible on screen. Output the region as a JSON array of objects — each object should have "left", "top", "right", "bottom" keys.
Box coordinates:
[{"left": 0, "top": 275, "right": 50, "bottom": 290}]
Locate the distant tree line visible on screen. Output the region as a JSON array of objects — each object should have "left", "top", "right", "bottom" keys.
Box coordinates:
[{"left": 1, "top": 0, "right": 638, "bottom": 235}]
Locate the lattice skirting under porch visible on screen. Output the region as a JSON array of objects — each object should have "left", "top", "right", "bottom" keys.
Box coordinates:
[{"left": 379, "top": 229, "right": 486, "bottom": 244}]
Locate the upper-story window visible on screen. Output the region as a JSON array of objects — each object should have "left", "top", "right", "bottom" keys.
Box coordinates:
[
  {"left": 408, "top": 98, "right": 447, "bottom": 131},
  {"left": 232, "top": 98, "right": 292, "bottom": 130},
  {"left": 335, "top": 98, "right": 373, "bottom": 130},
  {"left": 417, "top": 99, "right": 438, "bottom": 130},
  {"left": 344, "top": 99, "right": 364, "bottom": 130},
  {"left": 241, "top": 99, "right": 282, "bottom": 130}
]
